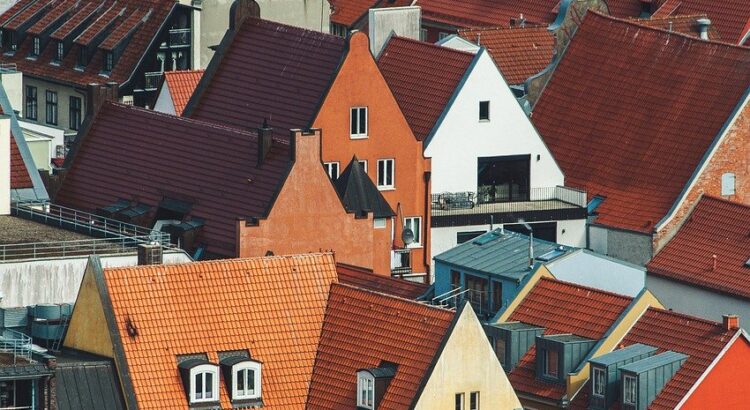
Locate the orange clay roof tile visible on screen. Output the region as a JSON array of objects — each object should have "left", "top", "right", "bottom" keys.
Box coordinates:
[{"left": 163, "top": 69, "right": 204, "bottom": 115}]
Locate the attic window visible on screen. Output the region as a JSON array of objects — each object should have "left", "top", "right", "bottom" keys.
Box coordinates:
[
  {"left": 31, "top": 37, "right": 40, "bottom": 57},
  {"left": 104, "top": 51, "right": 114, "bottom": 73},
  {"left": 623, "top": 375, "right": 637, "bottom": 405},
  {"left": 357, "top": 372, "right": 375, "bottom": 409},
  {"left": 220, "top": 354, "right": 263, "bottom": 403},
  {"left": 356, "top": 364, "right": 397, "bottom": 409},
  {"left": 592, "top": 367, "right": 605, "bottom": 397},
  {"left": 56, "top": 42, "right": 64, "bottom": 62},
  {"left": 177, "top": 359, "right": 220, "bottom": 405},
  {"left": 543, "top": 349, "right": 559, "bottom": 378},
  {"left": 479, "top": 101, "right": 490, "bottom": 121}
]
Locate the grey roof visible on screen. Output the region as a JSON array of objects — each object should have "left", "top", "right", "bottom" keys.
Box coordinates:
[
  {"left": 620, "top": 351, "right": 688, "bottom": 374},
  {"left": 334, "top": 157, "right": 395, "bottom": 219},
  {"left": 590, "top": 343, "right": 658, "bottom": 367},
  {"left": 434, "top": 229, "right": 573, "bottom": 280},
  {"left": 55, "top": 360, "right": 125, "bottom": 410},
  {"left": 491, "top": 321, "right": 545, "bottom": 331},
  {"left": 543, "top": 334, "right": 593, "bottom": 343},
  {"left": 0, "top": 362, "right": 52, "bottom": 380}
]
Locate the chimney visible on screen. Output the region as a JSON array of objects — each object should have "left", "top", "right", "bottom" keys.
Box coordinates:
[
  {"left": 528, "top": 230, "right": 534, "bottom": 269},
  {"left": 256, "top": 118, "right": 273, "bottom": 167},
  {"left": 137, "top": 243, "right": 163, "bottom": 265},
  {"left": 85, "top": 82, "right": 119, "bottom": 120},
  {"left": 696, "top": 17, "right": 711, "bottom": 40},
  {"left": 723, "top": 314, "right": 740, "bottom": 331},
  {"left": 288, "top": 128, "right": 321, "bottom": 165},
  {"left": 0, "top": 115, "right": 10, "bottom": 216},
  {"left": 368, "top": 6, "right": 421, "bottom": 57}
]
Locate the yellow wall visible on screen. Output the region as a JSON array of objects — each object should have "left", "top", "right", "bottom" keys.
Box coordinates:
[
  {"left": 63, "top": 261, "right": 114, "bottom": 358},
  {"left": 415, "top": 305, "right": 522, "bottom": 410}
]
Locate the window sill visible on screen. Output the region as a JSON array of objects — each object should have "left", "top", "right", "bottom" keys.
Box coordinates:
[
  {"left": 479, "top": 119, "right": 490, "bottom": 122},
  {"left": 350, "top": 135, "right": 369, "bottom": 140},
  {"left": 377, "top": 187, "right": 395, "bottom": 191},
  {"left": 407, "top": 244, "right": 423, "bottom": 249}
]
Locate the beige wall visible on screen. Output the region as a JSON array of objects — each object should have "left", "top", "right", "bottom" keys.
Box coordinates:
[
  {"left": 64, "top": 262, "right": 115, "bottom": 358},
  {"left": 22, "top": 77, "right": 87, "bottom": 134},
  {"left": 415, "top": 305, "right": 522, "bottom": 410}
]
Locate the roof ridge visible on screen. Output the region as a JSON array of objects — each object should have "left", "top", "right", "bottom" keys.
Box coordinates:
[
  {"left": 645, "top": 306, "right": 730, "bottom": 330},
  {"left": 389, "top": 35, "right": 477, "bottom": 58},
  {"left": 457, "top": 25, "right": 549, "bottom": 33},
  {"left": 244, "top": 15, "right": 342, "bottom": 41},
  {"left": 538, "top": 276, "right": 634, "bottom": 301},
  {"left": 589, "top": 10, "right": 750, "bottom": 51},
  {"left": 632, "top": 13, "right": 709, "bottom": 21},
  {"left": 699, "top": 194, "right": 750, "bottom": 210},
  {"left": 103, "top": 252, "right": 333, "bottom": 274},
  {"left": 104, "top": 102, "right": 290, "bottom": 145},
  {"left": 333, "top": 282, "right": 453, "bottom": 316}
]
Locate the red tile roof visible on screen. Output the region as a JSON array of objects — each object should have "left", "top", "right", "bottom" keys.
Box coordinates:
[
  {"left": 648, "top": 196, "right": 750, "bottom": 300},
  {"left": 0, "top": 0, "right": 176, "bottom": 88},
  {"left": 10, "top": 136, "right": 32, "bottom": 189},
  {"left": 307, "top": 283, "right": 454, "bottom": 409},
  {"left": 330, "top": 0, "right": 413, "bottom": 27},
  {"left": 54, "top": 102, "right": 291, "bottom": 257},
  {"left": 532, "top": 11, "right": 750, "bottom": 233},
  {"left": 506, "top": 277, "right": 633, "bottom": 400},
  {"left": 102, "top": 253, "right": 339, "bottom": 409},
  {"left": 0, "top": 0, "right": 36, "bottom": 27},
  {"left": 634, "top": 14, "right": 721, "bottom": 39},
  {"left": 162, "top": 69, "right": 203, "bottom": 116},
  {"left": 187, "top": 17, "right": 346, "bottom": 140},
  {"left": 336, "top": 263, "right": 429, "bottom": 299},
  {"left": 99, "top": 7, "right": 149, "bottom": 50},
  {"left": 417, "top": 0, "right": 559, "bottom": 29},
  {"left": 3, "top": 0, "right": 53, "bottom": 31},
  {"left": 73, "top": 2, "right": 126, "bottom": 46},
  {"left": 378, "top": 36, "right": 474, "bottom": 141},
  {"left": 570, "top": 308, "right": 739, "bottom": 410},
  {"left": 458, "top": 25, "right": 554, "bottom": 84},
  {"left": 26, "top": 0, "right": 77, "bottom": 36}
]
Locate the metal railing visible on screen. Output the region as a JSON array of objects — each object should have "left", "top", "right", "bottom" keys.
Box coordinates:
[
  {"left": 0, "top": 63, "right": 17, "bottom": 73},
  {"left": 432, "top": 287, "right": 494, "bottom": 318},
  {"left": 0, "top": 329, "right": 32, "bottom": 364},
  {"left": 0, "top": 235, "right": 163, "bottom": 262},
  {"left": 431, "top": 186, "right": 587, "bottom": 212},
  {"left": 144, "top": 71, "right": 162, "bottom": 90},
  {"left": 391, "top": 248, "right": 411, "bottom": 275},
  {"left": 168, "top": 28, "right": 191, "bottom": 47}
]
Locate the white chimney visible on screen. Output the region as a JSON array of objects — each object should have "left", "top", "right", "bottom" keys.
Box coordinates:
[
  {"left": 0, "top": 115, "right": 11, "bottom": 215},
  {"left": 696, "top": 18, "right": 711, "bottom": 40},
  {"left": 368, "top": 6, "right": 421, "bottom": 58}
]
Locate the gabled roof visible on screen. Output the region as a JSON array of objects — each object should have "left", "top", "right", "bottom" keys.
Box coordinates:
[
  {"left": 99, "top": 253, "right": 339, "bottom": 409},
  {"left": 26, "top": 0, "right": 77, "bottom": 36},
  {"left": 648, "top": 196, "right": 750, "bottom": 300},
  {"left": 506, "top": 277, "right": 634, "bottom": 400},
  {"left": 458, "top": 25, "right": 555, "bottom": 84},
  {"left": 330, "top": 0, "right": 414, "bottom": 27},
  {"left": 0, "top": 0, "right": 177, "bottom": 88},
  {"left": 9, "top": 133, "right": 32, "bottom": 189},
  {"left": 162, "top": 69, "right": 203, "bottom": 116},
  {"left": 187, "top": 17, "right": 346, "bottom": 140},
  {"left": 378, "top": 36, "right": 475, "bottom": 141},
  {"left": 570, "top": 307, "right": 741, "bottom": 409},
  {"left": 334, "top": 157, "right": 394, "bottom": 219},
  {"left": 307, "top": 282, "right": 454, "bottom": 409},
  {"left": 54, "top": 102, "right": 291, "bottom": 257},
  {"left": 532, "top": 11, "right": 750, "bottom": 233},
  {"left": 336, "top": 263, "right": 429, "bottom": 299},
  {"left": 416, "top": 0, "right": 559, "bottom": 29},
  {"left": 634, "top": 14, "right": 721, "bottom": 40}
]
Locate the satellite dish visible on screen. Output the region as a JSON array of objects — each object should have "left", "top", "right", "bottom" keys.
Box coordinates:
[{"left": 402, "top": 228, "right": 415, "bottom": 245}]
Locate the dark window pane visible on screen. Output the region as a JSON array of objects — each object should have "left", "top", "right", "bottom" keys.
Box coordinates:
[
  {"left": 351, "top": 108, "right": 357, "bottom": 135},
  {"left": 479, "top": 101, "right": 490, "bottom": 120},
  {"left": 359, "top": 107, "right": 366, "bottom": 134},
  {"left": 205, "top": 372, "right": 213, "bottom": 398}
]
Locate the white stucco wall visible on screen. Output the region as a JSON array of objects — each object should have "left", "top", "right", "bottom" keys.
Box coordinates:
[
  {"left": 647, "top": 274, "right": 750, "bottom": 331},
  {"left": 153, "top": 84, "right": 177, "bottom": 115},
  {"left": 0, "top": 117, "right": 9, "bottom": 215},
  {"left": 423, "top": 49, "right": 564, "bottom": 194},
  {"left": 0, "top": 251, "right": 192, "bottom": 308},
  {"left": 557, "top": 219, "right": 586, "bottom": 248},
  {"left": 546, "top": 250, "right": 645, "bottom": 297}
]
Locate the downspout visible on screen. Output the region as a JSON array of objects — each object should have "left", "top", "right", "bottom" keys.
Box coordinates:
[{"left": 423, "top": 170, "right": 431, "bottom": 276}]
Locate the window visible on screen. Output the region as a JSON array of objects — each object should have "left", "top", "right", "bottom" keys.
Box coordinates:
[
  {"left": 404, "top": 217, "right": 421, "bottom": 246},
  {"left": 623, "top": 375, "right": 637, "bottom": 405},
  {"left": 56, "top": 41, "right": 64, "bottom": 62},
  {"left": 455, "top": 393, "right": 464, "bottom": 410},
  {"left": 233, "top": 361, "right": 262, "bottom": 400},
  {"left": 357, "top": 374, "right": 374, "bottom": 409},
  {"left": 69, "top": 96, "right": 82, "bottom": 130},
  {"left": 350, "top": 107, "right": 367, "bottom": 138},
  {"left": 373, "top": 218, "right": 386, "bottom": 229},
  {"left": 190, "top": 365, "right": 219, "bottom": 403},
  {"left": 25, "top": 86, "right": 37, "bottom": 120},
  {"left": 592, "top": 367, "right": 605, "bottom": 397},
  {"left": 479, "top": 101, "right": 490, "bottom": 121},
  {"left": 358, "top": 160, "right": 367, "bottom": 173},
  {"left": 31, "top": 37, "right": 39, "bottom": 56},
  {"left": 324, "top": 162, "right": 339, "bottom": 180},
  {"left": 543, "top": 349, "right": 559, "bottom": 378},
  {"left": 457, "top": 230, "right": 485, "bottom": 244},
  {"left": 491, "top": 281, "right": 502, "bottom": 312},
  {"left": 722, "top": 172, "right": 736, "bottom": 196},
  {"left": 377, "top": 159, "right": 394, "bottom": 189},
  {"left": 439, "top": 32, "right": 451, "bottom": 40},
  {"left": 104, "top": 51, "right": 113, "bottom": 72},
  {"left": 55, "top": 145, "right": 65, "bottom": 158},
  {"left": 45, "top": 90, "right": 57, "bottom": 125},
  {"left": 330, "top": 23, "right": 347, "bottom": 38},
  {"left": 420, "top": 28, "right": 427, "bottom": 41},
  {"left": 470, "top": 392, "right": 479, "bottom": 410}
]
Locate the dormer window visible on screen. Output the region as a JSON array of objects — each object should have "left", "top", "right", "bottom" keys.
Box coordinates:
[
  {"left": 31, "top": 37, "right": 40, "bottom": 57},
  {"left": 535, "top": 334, "right": 595, "bottom": 383},
  {"left": 104, "top": 51, "right": 113, "bottom": 73},
  {"left": 220, "top": 354, "right": 263, "bottom": 404},
  {"left": 177, "top": 358, "right": 220, "bottom": 405},
  {"left": 622, "top": 375, "right": 637, "bottom": 405},
  {"left": 356, "top": 363, "right": 397, "bottom": 410},
  {"left": 592, "top": 367, "right": 605, "bottom": 397},
  {"left": 543, "top": 348, "right": 559, "bottom": 378},
  {"left": 357, "top": 372, "right": 374, "bottom": 409}
]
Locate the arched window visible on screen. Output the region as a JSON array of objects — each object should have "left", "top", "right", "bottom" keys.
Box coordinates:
[
  {"left": 233, "top": 361, "right": 262, "bottom": 400},
  {"left": 191, "top": 364, "right": 219, "bottom": 403}
]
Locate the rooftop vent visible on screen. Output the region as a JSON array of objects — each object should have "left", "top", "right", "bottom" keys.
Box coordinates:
[
  {"left": 137, "top": 243, "right": 162, "bottom": 265},
  {"left": 723, "top": 314, "right": 740, "bottom": 331},
  {"left": 696, "top": 17, "right": 711, "bottom": 40},
  {"left": 256, "top": 118, "right": 273, "bottom": 167}
]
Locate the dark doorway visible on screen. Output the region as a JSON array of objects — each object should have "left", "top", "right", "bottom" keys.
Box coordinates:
[
  {"left": 477, "top": 155, "right": 530, "bottom": 203},
  {"left": 504, "top": 222, "right": 557, "bottom": 243}
]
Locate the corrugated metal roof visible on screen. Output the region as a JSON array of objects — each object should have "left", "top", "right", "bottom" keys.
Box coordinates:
[
  {"left": 55, "top": 360, "right": 125, "bottom": 410},
  {"left": 434, "top": 229, "right": 571, "bottom": 279},
  {"left": 590, "top": 343, "right": 657, "bottom": 367}
]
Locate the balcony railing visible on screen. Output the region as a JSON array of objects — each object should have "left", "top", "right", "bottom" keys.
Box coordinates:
[
  {"left": 144, "top": 71, "right": 162, "bottom": 91},
  {"left": 0, "top": 329, "right": 32, "bottom": 364},
  {"left": 431, "top": 186, "right": 587, "bottom": 227},
  {"left": 391, "top": 248, "right": 411, "bottom": 276},
  {"left": 168, "top": 28, "right": 191, "bottom": 48},
  {"left": 432, "top": 287, "right": 495, "bottom": 319}
]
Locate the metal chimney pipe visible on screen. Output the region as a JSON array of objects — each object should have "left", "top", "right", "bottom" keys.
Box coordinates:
[{"left": 696, "top": 18, "right": 711, "bottom": 40}]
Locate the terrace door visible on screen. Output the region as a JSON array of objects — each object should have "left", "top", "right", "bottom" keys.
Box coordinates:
[{"left": 477, "top": 155, "right": 530, "bottom": 203}]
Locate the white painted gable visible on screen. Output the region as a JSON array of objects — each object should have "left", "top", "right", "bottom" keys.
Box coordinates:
[{"left": 153, "top": 82, "right": 177, "bottom": 115}]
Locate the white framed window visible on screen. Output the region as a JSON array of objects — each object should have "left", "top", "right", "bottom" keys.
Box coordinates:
[
  {"left": 324, "top": 162, "right": 340, "bottom": 180},
  {"left": 358, "top": 160, "right": 368, "bottom": 173},
  {"left": 623, "top": 375, "right": 637, "bottom": 405},
  {"left": 721, "top": 172, "right": 736, "bottom": 196},
  {"left": 374, "top": 218, "right": 386, "bottom": 229},
  {"left": 455, "top": 393, "right": 464, "bottom": 410},
  {"left": 404, "top": 217, "right": 422, "bottom": 246},
  {"left": 377, "top": 159, "right": 394, "bottom": 189},
  {"left": 479, "top": 101, "right": 490, "bottom": 121},
  {"left": 350, "top": 107, "right": 368, "bottom": 138},
  {"left": 357, "top": 373, "right": 375, "bottom": 409},
  {"left": 190, "top": 364, "right": 219, "bottom": 404},
  {"left": 470, "top": 392, "right": 479, "bottom": 410},
  {"left": 592, "top": 367, "right": 605, "bottom": 397},
  {"left": 233, "top": 361, "right": 262, "bottom": 400},
  {"left": 543, "top": 349, "right": 558, "bottom": 378}
]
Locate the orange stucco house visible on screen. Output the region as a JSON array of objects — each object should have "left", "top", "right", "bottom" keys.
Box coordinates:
[{"left": 314, "top": 32, "right": 431, "bottom": 281}]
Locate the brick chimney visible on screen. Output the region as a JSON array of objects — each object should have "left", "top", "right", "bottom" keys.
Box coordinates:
[
  {"left": 85, "top": 82, "right": 119, "bottom": 120},
  {"left": 723, "top": 314, "right": 740, "bottom": 331},
  {"left": 256, "top": 118, "right": 273, "bottom": 167},
  {"left": 0, "top": 115, "right": 10, "bottom": 215}
]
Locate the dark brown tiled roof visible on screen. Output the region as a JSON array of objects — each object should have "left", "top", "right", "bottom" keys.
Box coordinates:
[
  {"left": 336, "top": 263, "right": 429, "bottom": 299},
  {"left": 99, "top": 7, "right": 149, "bottom": 50},
  {"left": 0, "top": 0, "right": 176, "bottom": 88},
  {"left": 54, "top": 102, "right": 291, "bottom": 257},
  {"left": 532, "top": 12, "right": 750, "bottom": 233},
  {"left": 187, "top": 17, "right": 346, "bottom": 140},
  {"left": 378, "top": 36, "right": 475, "bottom": 141},
  {"left": 26, "top": 0, "right": 77, "bottom": 36},
  {"left": 307, "top": 283, "right": 454, "bottom": 409},
  {"left": 458, "top": 25, "right": 554, "bottom": 84},
  {"left": 648, "top": 196, "right": 750, "bottom": 300},
  {"left": 506, "top": 278, "right": 633, "bottom": 401},
  {"left": 330, "top": 0, "right": 413, "bottom": 27},
  {"left": 634, "top": 14, "right": 721, "bottom": 39},
  {"left": 4, "top": 0, "right": 53, "bottom": 31},
  {"left": 417, "top": 0, "right": 559, "bottom": 29},
  {"left": 0, "top": 0, "right": 36, "bottom": 27}
]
